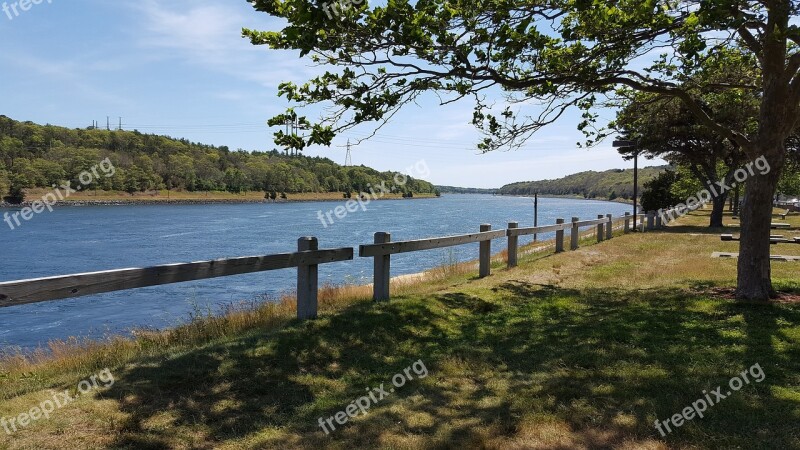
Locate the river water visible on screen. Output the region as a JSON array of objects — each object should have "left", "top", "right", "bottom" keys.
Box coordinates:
[{"left": 0, "top": 195, "right": 628, "bottom": 349}]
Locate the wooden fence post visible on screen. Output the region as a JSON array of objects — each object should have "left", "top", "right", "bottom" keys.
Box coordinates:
[
  {"left": 597, "top": 215, "right": 605, "bottom": 243},
  {"left": 507, "top": 222, "right": 518, "bottom": 268},
  {"left": 555, "top": 218, "right": 565, "bottom": 253},
  {"left": 624, "top": 212, "right": 631, "bottom": 233},
  {"left": 571, "top": 217, "right": 580, "bottom": 250},
  {"left": 480, "top": 224, "right": 491, "bottom": 278},
  {"left": 297, "top": 237, "right": 319, "bottom": 320},
  {"left": 606, "top": 214, "right": 613, "bottom": 240},
  {"left": 373, "top": 232, "right": 391, "bottom": 301}
]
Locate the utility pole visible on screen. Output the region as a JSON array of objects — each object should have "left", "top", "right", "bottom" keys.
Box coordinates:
[
  {"left": 613, "top": 139, "right": 639, "bottom": 231},
  {"left": 345, "top": 139, "right": 353, "bottom": 166},
  {"left": 285, "top": 118, "right": 291, "bottom": 156},
  {"left": 107, "top": 116, "right": 110, "bottom": 131},
  {"left": 533, "top": 192, "right": 539, "bottom": 241},
  {"left": 118, "top": 117, "right": 122, "bottom": 131},
  {"left": 633, "top": 149, "right": 639, "bottom": 229}
]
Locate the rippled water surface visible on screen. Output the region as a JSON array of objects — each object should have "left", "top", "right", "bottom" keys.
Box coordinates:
[{"left": 0, "top": 195, "right": 629, "bottom": 349}]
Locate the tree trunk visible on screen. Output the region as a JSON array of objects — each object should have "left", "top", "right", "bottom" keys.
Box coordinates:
[
  {"left": 736, "top": 165, "right": 780, "bottom": 301},
  {"left": 709, "top": 193, "right": 728, "bottom": 227}
]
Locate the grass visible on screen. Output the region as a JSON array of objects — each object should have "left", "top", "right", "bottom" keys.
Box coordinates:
[
  {"left": 1, "top": 208, "right": 799, "bottom": 449},
  {"left": 20, "top": 189, "right": 438, "bottom": 203}
]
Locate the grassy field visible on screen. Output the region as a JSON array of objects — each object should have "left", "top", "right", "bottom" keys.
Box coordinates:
[
  {"left": 20, "top": 189, "right": 438, "bottom": 203},
  {"left": 1, "top": 208, "right": 799, "bottom": 449}
]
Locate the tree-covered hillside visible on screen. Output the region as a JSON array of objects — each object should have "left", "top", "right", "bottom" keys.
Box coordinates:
[
  {"left": 498, "top": 166, "right": 668, "bottom": 200},
  {"left": 435, "top": 185, "right": 498, "bottom": 194},
  {"left": 0, "top": 116, "right": 436, "bottom": 201}
]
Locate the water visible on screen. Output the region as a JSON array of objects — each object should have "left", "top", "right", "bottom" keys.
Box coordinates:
[{"left": 0, "top": 195, "right": 629, "bottom": 349}]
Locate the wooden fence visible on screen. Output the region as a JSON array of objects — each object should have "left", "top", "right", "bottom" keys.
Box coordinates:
[
  {"left": 0, "top": 209, "right": 675, "bottom": 320},
  {"left": 0, "top": 238, "right": 354, "bottom": 320}
]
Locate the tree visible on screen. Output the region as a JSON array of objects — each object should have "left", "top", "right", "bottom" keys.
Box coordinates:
[
  {"left": 613, "top": 49, "right": 756, "bottom": 227},
  {"left": 0, "top": 136, "right": 24, "bottom": 169},
  {"left": 641, "top": 170, "right": 684, "bottom": 213},
  {"left": 167, "top": 154, "right": 197, "bottom": 190},
  {"left": 4, "top": 185, "right": 24, "bottom": 204},
  {"left": 224, "top": 168, "right": 249, "bottom": 194},
  {"left": 245, "top": 0, "right": 800, "bottom": 300},
  {"left": 778, "top": 158, "right": 800, "bottom": 198},
  {"left": 0, "top": 167, "right": 10, "bottom": 199},
  {"left": 31, "top": 158, "right": 67, "bottom": 187}
]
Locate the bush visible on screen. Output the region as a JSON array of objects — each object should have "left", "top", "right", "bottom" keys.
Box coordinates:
[
  {"left": 3, "top": 185, "right": 25, "bottom": 204},
  {"left": 641, "top": 170, "right": 683, "bottom": 212}
]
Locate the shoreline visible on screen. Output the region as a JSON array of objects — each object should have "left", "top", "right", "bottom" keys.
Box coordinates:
[
  {"left": 495, "top": 193, "right": 634, "bottom": 205},
  {"left": 0, "top": 194, "right": 439, "bottom": 208}
]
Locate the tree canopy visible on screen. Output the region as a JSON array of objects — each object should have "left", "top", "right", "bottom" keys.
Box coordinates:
[{"left": 245, "top": 0, "right": 800, "bottom": 300}]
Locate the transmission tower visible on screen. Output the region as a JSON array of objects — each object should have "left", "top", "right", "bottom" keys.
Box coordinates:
[{"left": 344, "top": 139, "right": 353, "bottom": 166}]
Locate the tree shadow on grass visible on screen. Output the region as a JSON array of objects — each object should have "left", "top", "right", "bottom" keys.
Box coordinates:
[
  {"left": 660, "top": 225, "right": 739, "bottom": 235},
  {"left": 101, "top": 281, "right": 800, "bottom": 449}
]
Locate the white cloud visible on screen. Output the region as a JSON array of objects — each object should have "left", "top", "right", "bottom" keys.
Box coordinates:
[{"left": 129, "top": 0, "right": 320, "bottom": 90}]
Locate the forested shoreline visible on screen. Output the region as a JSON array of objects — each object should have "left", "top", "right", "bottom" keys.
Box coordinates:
[
  {"left": 498, "top": 166, "right": 668, "bottom": 200},
  {"left": 0, "top": 116, "right": 437, "bottom": 203}
]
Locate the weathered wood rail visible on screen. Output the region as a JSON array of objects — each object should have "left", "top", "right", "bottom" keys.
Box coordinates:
[
  {"left": 0, "top": 207, "right": 678, "bottom": 320},
  {"left": 361, "top": 209, "right": 675, "bottom": 301},
  {"left": 0, "top": 239, "right": 353, "bottom": 320}
]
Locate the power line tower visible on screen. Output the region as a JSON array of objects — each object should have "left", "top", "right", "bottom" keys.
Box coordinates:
[
  {"left": 344, "top": 139, "right": 353, "bottom": 166},
  {"left": 337, "top": 140, "right": 353, "bottom": 166}
]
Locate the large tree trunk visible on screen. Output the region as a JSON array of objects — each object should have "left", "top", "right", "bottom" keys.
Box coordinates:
[
  {"left": 710, "top": 193, "right": 728, "bottom": 227},
  {"left": 736, "top": 157, "right": 782, "bottom": 301}
]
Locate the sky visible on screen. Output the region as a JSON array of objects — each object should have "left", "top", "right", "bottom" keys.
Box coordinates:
[{"left": 0, "top": 0, "right": 665, "bottom": 188}]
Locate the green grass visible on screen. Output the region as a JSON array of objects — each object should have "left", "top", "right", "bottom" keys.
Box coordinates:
[{"left": 1, "top": 207, "right": 799, "bottom": 449}]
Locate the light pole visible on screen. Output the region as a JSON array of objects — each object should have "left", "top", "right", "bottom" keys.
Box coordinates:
[{"left": 613, "top": 139, "right": 638, "bottom": 231}]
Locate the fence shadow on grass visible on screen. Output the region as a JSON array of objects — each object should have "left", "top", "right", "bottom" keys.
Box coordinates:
[{"left": 100, "top": 281, "right": 800, "bottom": 449}]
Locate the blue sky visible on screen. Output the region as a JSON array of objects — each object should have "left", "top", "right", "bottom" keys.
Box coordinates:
[{"left": 0, "top": 0, "right": 664, "bottom": 188}]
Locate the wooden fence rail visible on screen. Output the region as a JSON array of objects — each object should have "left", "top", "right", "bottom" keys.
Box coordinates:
[
  {"left": 362, "top": 210, "right": 678, "bottom": 302},
  {"left": 360, "top": 225, "right": 506, "bottom": 301},
  {"left": 0, "top": 239, "right": 354, "bottom": 320}
]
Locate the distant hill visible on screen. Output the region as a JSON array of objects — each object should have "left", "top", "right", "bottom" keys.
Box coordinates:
[
  {"left": 0, "top": 116, "right": 436, "bottom": 200},
  {"left": 498, "top": 166, "right": 669, "bottom": 200},
  {"left": 435, "top": 185, "right": 498, "bottom": 194}
]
